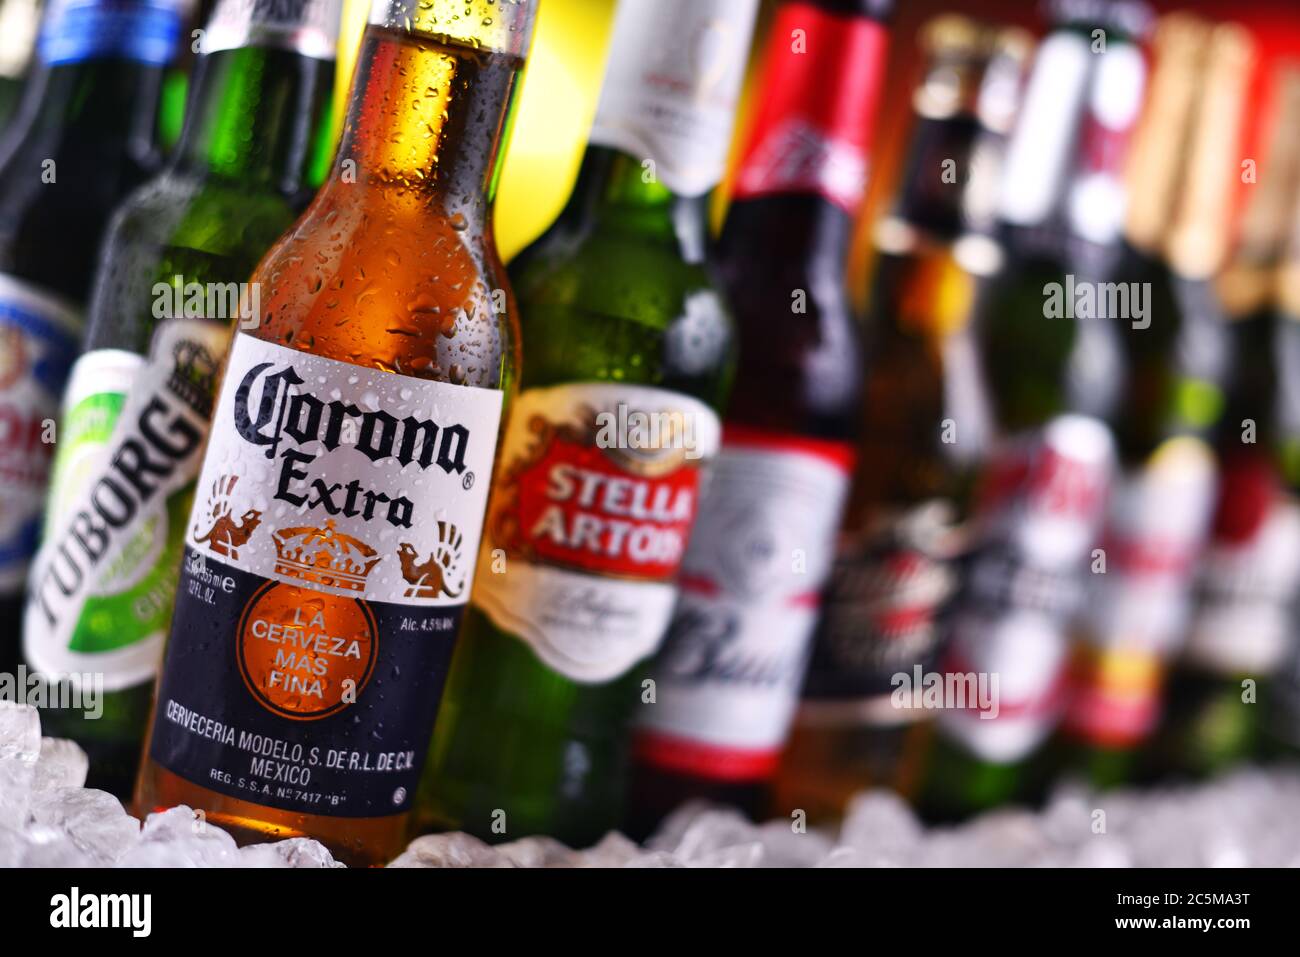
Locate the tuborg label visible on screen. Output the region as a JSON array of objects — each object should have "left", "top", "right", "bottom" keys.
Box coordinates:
[
  {"left": 148, "top": 333, "right": 501, "bottom": 817},
  {"left": 588, "top": 0, "right": 760, "bottom": 198},
  {"left": 474, "top": 382, "right": 720, "bottom": 683},
  {"left": 635, "top": 428, "right": 853, "bottom": 781},
  {"left": 0, "top": 274, "right": 80, "bottom": 596},
  {"left": 201, "top": 0, "right": 342, "bottom": 60},
  {"left": 24, "top": 320, "right": 229, "bottom": 690}
]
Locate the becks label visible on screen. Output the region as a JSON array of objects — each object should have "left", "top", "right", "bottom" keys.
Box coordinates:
[
  {"left": 588, "top": 0, "right": 760, "bottom": 198},
  {"left": 24, "top": 321, "right": 229, "bottom": 690},
  {"left": 636, "top": 429, "right": 853, "bottom": 781},
  {"left": 148, "top": 333, "right": 502, "bottom": 817},
  {"left": 473, "top": 382, "right": 720, "bottom": 683}
]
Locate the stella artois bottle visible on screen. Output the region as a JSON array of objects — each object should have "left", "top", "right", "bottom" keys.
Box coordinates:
[
  {"left": 773, "top": 17, "right": 1031, "bottom": 824},
  {"left": 133, "top": 0, "right": 536, "bottom": 866},
  {"left": 1050, "top": 19, "right": 1252, "bottom": 789},
  {"left": 0, "top": 0, "right": 185, "bottom": 669},
  {"left": 915, "top": 0, "right": 1150, "bottom": 821},
  {"left": 23, "top": 0, "right": 342, "bottom": 798},
  {"left": 416, "top": 0, "right": 759, "bottom": 847},
  {"left": 623, "top": 0, "right": 894, "bottom": 835}
]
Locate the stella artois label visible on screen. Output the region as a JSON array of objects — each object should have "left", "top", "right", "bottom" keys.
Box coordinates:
[
  {"left": 634, "top": 428, "right": 853, "bottom": 781},
  {"left": 473, "top": 382, "right": 721, "bottom": 683},
  {"left": 0, "top": 274, "right": 80, "bottom": 596},
  {"left": 589, "top": 0, "right": 760, "bottom": 198},
  {"left": 147, "top": 332, "right": 502, "bottom": 817},
  {"left": 24, "top": 319, "right": 229, "bottom": 690}
]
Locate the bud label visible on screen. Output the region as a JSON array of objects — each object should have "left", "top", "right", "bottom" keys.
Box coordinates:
[
  {"left": 474, "top": 383, "right": 720, "bottom": 683},
  {"left": 148, "top": 333, "right": 502, "bottom": 816},
  {"left": 636, "top": 429, "right": 853, "bottom": 780},
  {"left": 0, "top": 274, "right": 80, "bottom": 596}
]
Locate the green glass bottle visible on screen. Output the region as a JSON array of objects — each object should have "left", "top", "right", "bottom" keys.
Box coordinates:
[
  {"left": 0, "top": 0, "right": 186, "bottom": 672},
  {"left": 22, "top": 0, "right": 340, "bottom": 797},
  {"left": 914, "top": 1, "right": 1149, "bottom": 821},
  {"left": 416, "top": 0, "right": 760, "bottom": 847}
]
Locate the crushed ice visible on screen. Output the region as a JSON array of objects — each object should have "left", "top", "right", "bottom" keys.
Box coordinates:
[{"left": 3, "top": 702, "right": 1298, "bottom": 868}]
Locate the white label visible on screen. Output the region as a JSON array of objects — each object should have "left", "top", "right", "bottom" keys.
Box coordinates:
[
  {"left": 473, "top": 382, "right": 721, "bottom": 683},
  {"left": 202, "top": 0, "right": 342, "bottom": 59},
  {"left": 639, "top": 439, "right": 851, "bottom": 755},
  {"left": 1187, "top": 500, "right": 1300, "bottom": 675},
  {"left": 184, "top": 332, "right": 502, "bottom": 605},
  {"left": 1080, "top": 436, "right": 1218, "bottom": 658},
  {"left": 24, "top": 321, "right": 229, "bottom": 688},
  {"left": 589, "top": 0, "right": 760, "bottom": 197},
  {"left": 0, "top": 274, "right": 80, "bottom": 594}
]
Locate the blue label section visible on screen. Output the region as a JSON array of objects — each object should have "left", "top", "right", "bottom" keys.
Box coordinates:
[
  {"left": 149, "top": 548, "right": 462, "bottom": 817},
  {"left": 39, "top": 0, "right": 184, "bottom": 67},
  {"left": 0, "top": 285, "right": 79, "bottom": 579}
]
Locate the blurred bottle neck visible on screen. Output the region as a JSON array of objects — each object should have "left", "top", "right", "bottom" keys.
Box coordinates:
[{"left": 174, "top": 47, "right": 335, "bottom": 193}]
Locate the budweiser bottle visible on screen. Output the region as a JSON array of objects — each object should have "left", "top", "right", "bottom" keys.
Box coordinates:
[
  {"left": 915, "top": 0, "right": 1150, "bottom": 821},
  {"left": 627, "top": 0, "right": 894, "bottom": 833},
  {"left": 416, "top": 0, "right": 759, "bottom": 847},
  {"left": 133, "top": 0, "right": 537, "bottom": 866},
  {"left": 1051, "top": 19, "right": 1252, "bottom": 789},
  {"left": 774, "top": 17, "right": 1031, "bottom": 823}
]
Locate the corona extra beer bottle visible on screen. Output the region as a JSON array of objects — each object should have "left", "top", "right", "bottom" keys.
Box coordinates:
[
  {"left": 24, "top": 0, "right": 341, "bottom": 798},
  {"left": 134, "top": 0, "right": 536, "bottom": 866}
]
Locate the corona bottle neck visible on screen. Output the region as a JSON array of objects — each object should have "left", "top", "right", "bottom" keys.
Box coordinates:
[{"left": 331, "top": 25, "right": 522, "bottom": 230}]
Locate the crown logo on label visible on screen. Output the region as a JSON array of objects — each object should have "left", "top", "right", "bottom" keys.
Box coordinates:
[
  {"left": 168, "top": 338, "right": 220, "bottom": 417},
  {"left": 272, "top": 520, "right": 382, "bottom": 592}
]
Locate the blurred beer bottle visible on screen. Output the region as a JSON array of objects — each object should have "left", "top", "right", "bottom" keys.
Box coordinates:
[
  {"left": 1150, "top": 68, "right": 1300, "bottom": 779},
  {"left": 914, "top": 0, "right": 1150, "bottom": 822},
  {"left": 0, "top": 0, "right": 41, "bottom": 126},
  {"left": 624, "top": 0, "right": 895, "bottom": 837},
  {"left": 0, "top": 0, "right": 185, "bottom": 670},
  {"left": 1052, "top": 20, "right": 1253, "bottom": 789},
  {"left": 416, "top": 0, "right": 757, "bottom": 848},
  {"left": 773, "top": 17, "right": 1031, "bottom": 824},
  {"left": 135, "top": 0, "right": 536, "bottom": 866},
  {"left": 24, "top": 0, "right": 341, "bottom": 797}
]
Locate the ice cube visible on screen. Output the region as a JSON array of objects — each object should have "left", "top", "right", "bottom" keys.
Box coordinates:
[
  {"left": 33, "top": 738, "right": 89, "bottom": 791},
  {"left": 116, "top": 805, "right": 240, "bottom": 867},
  {"left": 238, "top": 838, "right": 344, "bottom": 868},
  {"left": 388, "top": 832, "right": 513, "bottom": 868},
  {"left": 0, "top": 702, "right": 40, "bottom": 760},
  {"left": 28, "top": 788, "right": 140, "bottom": 864},
  {"left": 837, "top": 790, "right": 923, "bottom": 866},
  {"left": 494, "top": 835, "right": 576, "bottom": 868},
  {"left": 573, "top": 831, "right": 643, "bottom": 868}
]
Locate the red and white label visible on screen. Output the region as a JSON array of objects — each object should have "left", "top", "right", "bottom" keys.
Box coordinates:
[
  {"left": 474, "top": 383, "right": 721, "bottom": 683},
  {"left": 1185, "top": 451, "right": 1300, "bottom": 676},
  {"left": 730, "top": 2, "right": 888, "bottom": 212},
  {"left": 938, "top": 415, "right": 1114, "bottom": 764},
  {"left": 635, "top": 427, "right": 854, "bottom": 781}
]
